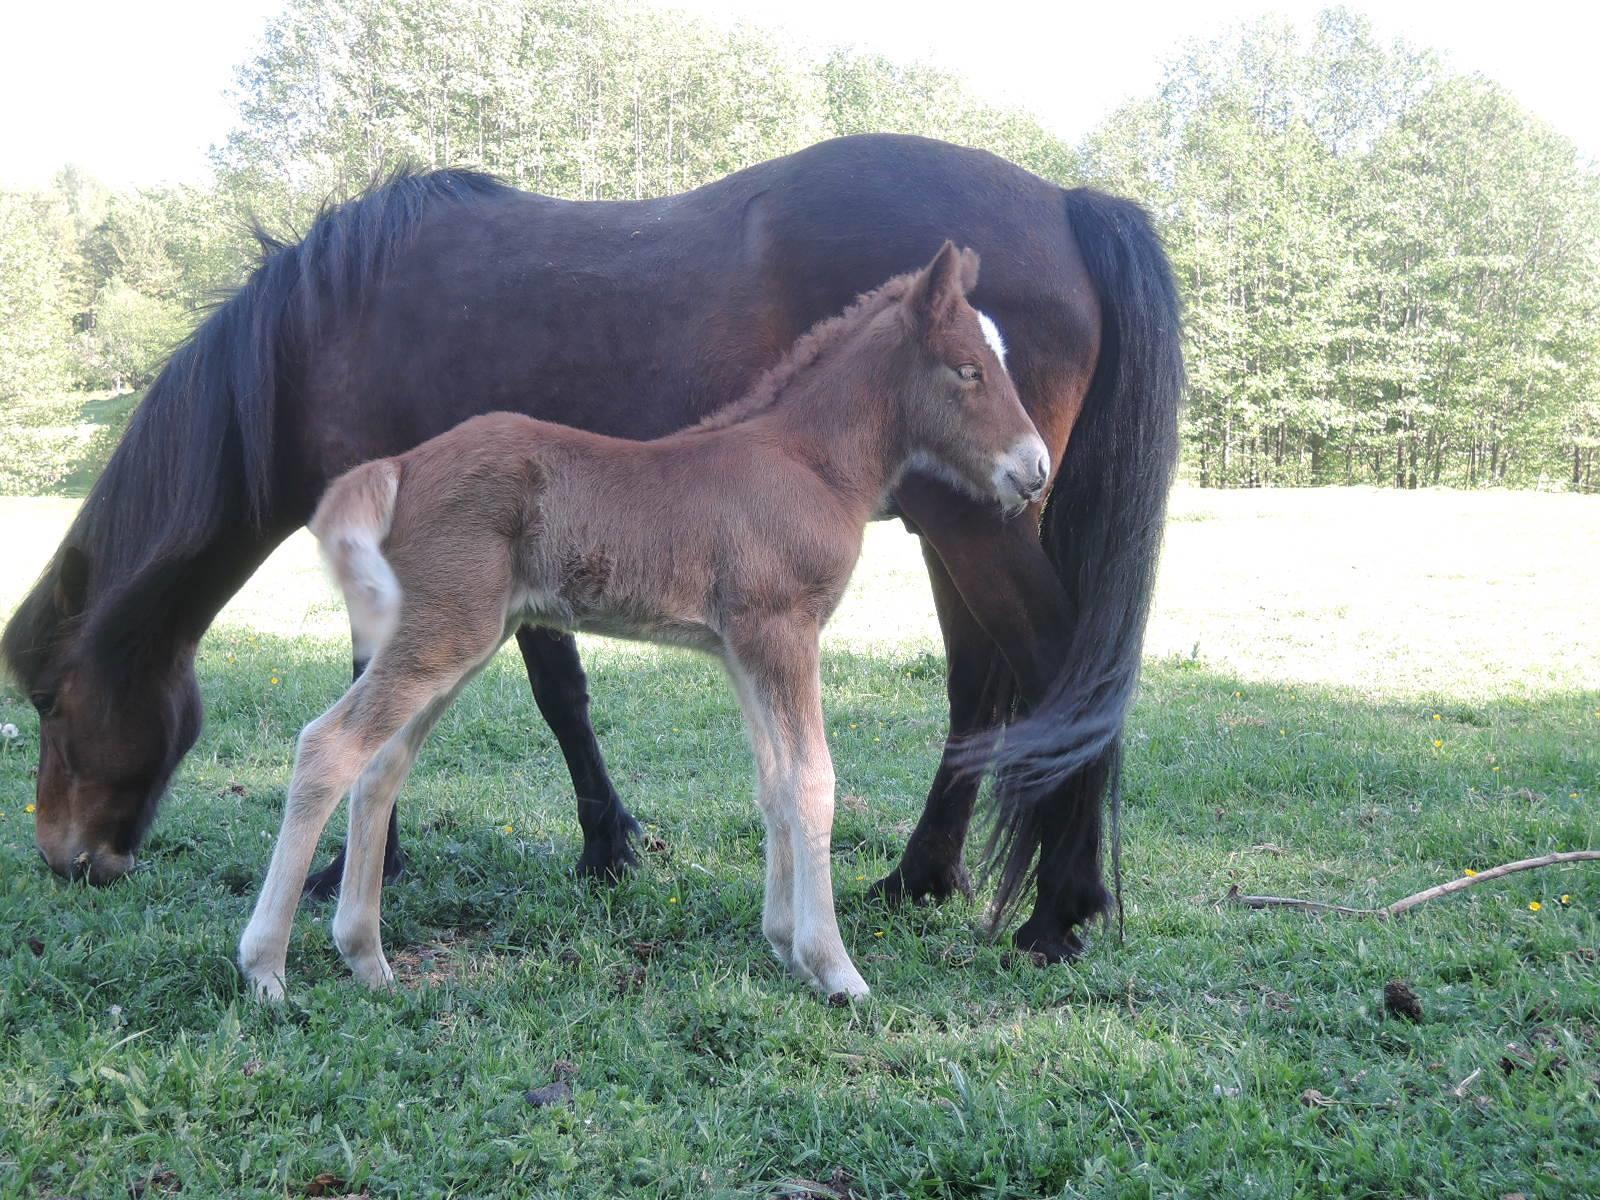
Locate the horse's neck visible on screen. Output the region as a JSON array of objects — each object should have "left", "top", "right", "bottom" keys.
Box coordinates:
[{"left": 93, "top": 518, "right": 292, "bottom": 660}]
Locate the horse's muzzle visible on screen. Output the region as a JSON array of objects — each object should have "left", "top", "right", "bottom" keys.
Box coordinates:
[{"left": 41, "top": 845, "right": 136, "bottom": 885}]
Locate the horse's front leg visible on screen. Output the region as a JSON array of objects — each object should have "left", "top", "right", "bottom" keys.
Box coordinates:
[
  {"left": 868, "top": 541, "right": 1013, "bottom": 907},
  {"left": 884, "top": 477, "right": 1105, "bottom": 962},
  {"left": 726, "top": 619, "right": 868, "bottom": 1000},
  {"left": 513, "top": 627, "right": 640, "bottom": 879}
]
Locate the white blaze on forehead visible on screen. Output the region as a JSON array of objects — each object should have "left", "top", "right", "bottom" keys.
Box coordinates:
[{"left": 977, "top": 311, "right": 1008, "bottom": 369}]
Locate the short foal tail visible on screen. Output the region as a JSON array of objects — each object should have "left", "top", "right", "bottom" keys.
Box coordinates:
[
  {"left": 311, "top": 461, "right": 403, "bottom": 667},
  {"left": 981, "top": 187, "right": 1185, "bottom": 925}
]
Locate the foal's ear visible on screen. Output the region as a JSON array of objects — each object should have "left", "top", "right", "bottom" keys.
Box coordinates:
[
  {"left": 957, "top": 247, "right": 980, "bottom": 292},
  {"left": 905, "top": 240, "right": 969, "bottom": 332},
  {"left": 54, "top": 546, "right": 89, "bottom": 620}
]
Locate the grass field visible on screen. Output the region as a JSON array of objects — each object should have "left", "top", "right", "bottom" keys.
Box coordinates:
[{"left": 1, "top": 487, "right": 1597, "bottom": 1199}]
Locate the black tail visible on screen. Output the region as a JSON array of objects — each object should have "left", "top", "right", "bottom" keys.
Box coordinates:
[
  {"left": 2, "top": 168, "right": 505, "bottom": 688},
  {"left": 980, "top": 188, "right": 1184, "bottom": 925}
]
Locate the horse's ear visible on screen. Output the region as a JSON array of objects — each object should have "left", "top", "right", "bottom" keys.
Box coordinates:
[
  {"left": 54, "top": 547, "right": 89, "bottom": 620},
  {"left": 905, "top": 240, "right": 965, "bottom": 332}
]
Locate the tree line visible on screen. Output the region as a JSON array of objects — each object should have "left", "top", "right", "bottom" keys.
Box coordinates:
[{"left": 2, "top": 1, "right": 1595, "bottom": 493}]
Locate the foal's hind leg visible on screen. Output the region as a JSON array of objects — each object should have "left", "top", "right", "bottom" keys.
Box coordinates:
[
  {"left": 727, "top": 619, "right": 867, "bottom": 999},
  {"left": 332, "top": 677, "right": 478, "bottom": 989},
  {"left": 725, "top": 665, "right": 795, "bottom": 969},
  {"left": 304, "top": 639, "right": 406, "bottom": 901},
  {"left": 238, "top": 669, "right": 443, "bottom": 1000},
  {"left": 514, "top": 627, "right": 640, "bottom": 879}
]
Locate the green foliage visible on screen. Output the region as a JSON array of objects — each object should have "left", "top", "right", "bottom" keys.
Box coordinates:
[
  {"left": 2, "top": 1, "right": 1598, "bottom": 494},
  {"left": 81, "top": 277, "right": 191, "bottom": 390},
  {"left": 0, "top": 192, "right": 75, "bottom": 405},
  {"left": 1, "top": 491, "right": 1596, "bottom": 1196},
  {"left": 1086, "top": 9, "right": 1600, "bottom": 489}
]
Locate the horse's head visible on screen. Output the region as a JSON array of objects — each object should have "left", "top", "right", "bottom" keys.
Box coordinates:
[
  {"left": 891, "top": 241, "right": 1050, "bottom": 515},
  {"left": 3, "top": 547, "right": 202, "bottom": 884}
]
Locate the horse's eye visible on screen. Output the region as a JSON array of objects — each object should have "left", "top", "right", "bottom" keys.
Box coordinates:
[
  {"left": 30, "top": 692, "right": 56, "bottom": 717},
  {"left": 957, "top": 364, "right": 981, "bottom": 383}
]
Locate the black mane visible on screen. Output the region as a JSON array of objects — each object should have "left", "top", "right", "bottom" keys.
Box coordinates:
[{"left": 2, "top": 167, "right": 507, "bottom": 690}]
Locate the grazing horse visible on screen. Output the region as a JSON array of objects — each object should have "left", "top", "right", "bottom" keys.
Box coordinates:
[
  {"left": 239, "top": 244, "right": 1047, "bottom": 1000},
  {"left": 2, "top": 134, "right": 1181, "bottom": 959}
]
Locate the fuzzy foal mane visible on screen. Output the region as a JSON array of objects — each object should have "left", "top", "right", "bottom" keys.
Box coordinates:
[{"left": 690, "top": 272, "right": 919, "bottom": 433}]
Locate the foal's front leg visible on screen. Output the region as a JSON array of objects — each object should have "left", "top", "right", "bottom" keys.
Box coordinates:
[{"left": 728, "top": 620, "right": 868, "bottom": 1000}]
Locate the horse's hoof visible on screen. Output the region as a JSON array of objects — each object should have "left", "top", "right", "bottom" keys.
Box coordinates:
[
  {"left": 301, "top": 865, "right": 342, "bottom": 901},
  {"left": 575, "top": 819, "right": 640, "bottom": 882},
  {"left": 1012, "top": 919, "right": 1085, "bottom": 964},
  {"left": 575, "top": 840, "right": 638, "bottom": 882},
  {"left": 867, "top": 858, "right": 973, "bottom": 907}
]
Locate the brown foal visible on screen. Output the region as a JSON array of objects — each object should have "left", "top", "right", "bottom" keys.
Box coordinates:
[{"left": 238, "top": 242, "right": 1049, "bottom": 1001}]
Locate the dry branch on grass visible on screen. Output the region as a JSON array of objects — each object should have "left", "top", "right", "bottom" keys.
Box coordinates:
[{"left": 1226, "top": 850, "right": 1600, "bottom": 919}]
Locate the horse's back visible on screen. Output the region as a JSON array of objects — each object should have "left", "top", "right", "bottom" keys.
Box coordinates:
[{"left": 289, "top": 135, "right": 1095, "bottom": 503}]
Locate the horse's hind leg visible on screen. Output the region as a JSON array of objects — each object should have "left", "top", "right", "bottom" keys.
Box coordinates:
[
  {"left": 514, "top": 627, "right": 640, "bottom": 879},
  {"left": 728, "top": 619, "right": 867, "bottom": 1000}
]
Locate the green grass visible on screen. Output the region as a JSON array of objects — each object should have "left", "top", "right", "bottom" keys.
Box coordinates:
[{"left": 1, "top": 489, "right": 1597, "bottom": 1198}]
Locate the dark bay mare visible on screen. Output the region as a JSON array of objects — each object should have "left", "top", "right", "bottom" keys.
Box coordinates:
[
  {"left": 2, "top": 134, "right": 1182, "bottom": 959},
  {"left": 239, "top": 244, "right": 1048, "bottom": 1001}
]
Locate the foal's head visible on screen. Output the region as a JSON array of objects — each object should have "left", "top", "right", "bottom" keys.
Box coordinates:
[{"left": 883, "top": 242, "right": 1049, "bottom": 515}]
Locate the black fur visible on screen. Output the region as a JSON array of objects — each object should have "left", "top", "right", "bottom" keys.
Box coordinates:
[{"left": 979, "top": 188, "right": 1185, "bottom": 927}]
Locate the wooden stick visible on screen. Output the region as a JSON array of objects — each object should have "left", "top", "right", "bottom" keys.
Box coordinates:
[
  {"left": 1225, "top": 850, "right": 1600, "bottom": 919},
  {"left": 1383, "top": 850, "right": 1600, "bottom": 916},
  {"left": 1224, "top": 886, "right": 1378, "bottom": 916}
]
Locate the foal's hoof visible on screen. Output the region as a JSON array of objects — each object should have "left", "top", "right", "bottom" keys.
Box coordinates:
[
  {"left": 244, "top": 970, "right": 286, "bottom": 1003},
  {"left": 868, "top": 858, "right": 974, "bottom": 908}
]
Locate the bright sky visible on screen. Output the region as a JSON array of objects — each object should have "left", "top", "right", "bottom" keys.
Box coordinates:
[{"left": 2, "top": 0, "right": 1595, "bottom": 190}]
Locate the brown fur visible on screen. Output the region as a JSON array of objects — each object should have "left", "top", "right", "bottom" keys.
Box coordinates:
[{"left": 238, "top": 243, "right": 1051, "bottom": 1002}]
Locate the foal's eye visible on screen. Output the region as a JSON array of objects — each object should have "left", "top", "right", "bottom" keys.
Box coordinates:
[
  {"left": 956, "top": 364, "right": 982, "bottom": 383},
  {"left": 30, "top": 692, "right": 56, "bottom": 717}
]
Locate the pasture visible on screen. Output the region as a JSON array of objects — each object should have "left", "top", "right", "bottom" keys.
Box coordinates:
[{"left": 2, "top": 486, "right": 1597, "bottom": 1198}]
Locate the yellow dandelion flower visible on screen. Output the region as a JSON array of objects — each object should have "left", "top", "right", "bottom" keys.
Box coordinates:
[
  {"left": 1559, "top": 894, "right": 1571, "bottom": 906},
  {"left": 1463, "top": 868, "right": 1477, "bottom": 877},
  {"left": 1432, "top": 739, "right": 1442, "bottom": 749},
  {"left": 1528, "top": 901, "right": 1542, "bottom": 912},
  {"left": 269, "top": 676, "right": 280, "bottom": 686},
  {"left": 25, "top": 803, "right": 36, "bottom": 814},
  {"left": 874, "top": 930, "right": 885, "bottom": 938},
  {"left": 1492, "top": 766, "right": 1500, "bottom": 773},
  {"left": 1278, "top": 728, "right": 1286, "bottom": 736},
  {"left": 668, "top": 896, "right": 679, "bottom": 904},
  {"left": 1432, "top": 713, "right": 1441, "bottom": 721},
  {"left": 873, "top": 737, "right": 881, "bottom": 743},
  {"left": 1571, "top": 792, "right": 1580, "bottom": 799},
  {"left": 855, "top": 875, "right": 865, "bottom": 882},
  {"left": 502, "top": 824, "right": 513, "bottom": 835},
  {"left": 850, "top": 723, "right": 857, "bottom": 729},
  {"left": 1233, "top": 690, "right": 1242, "bottom": 698}
]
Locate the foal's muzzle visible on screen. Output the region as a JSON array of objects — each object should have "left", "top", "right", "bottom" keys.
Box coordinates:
[{"left": 994, "top": 437, "right": 1052, "bottom": 513}]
